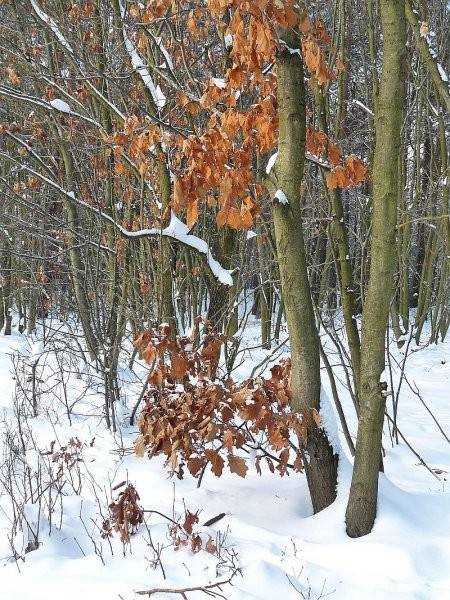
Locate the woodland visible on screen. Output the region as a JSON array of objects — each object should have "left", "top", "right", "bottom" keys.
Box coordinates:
[{"left": 0, "top": 1, "right": 449, "bottom": 598}]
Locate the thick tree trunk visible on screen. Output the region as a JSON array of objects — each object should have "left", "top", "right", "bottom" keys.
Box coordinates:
[
  {"left": 346, "top": 0, "right": 406, "bottom": 538},
  {"left": 267, "top": 29, "right": 338, "bottom": 513}
]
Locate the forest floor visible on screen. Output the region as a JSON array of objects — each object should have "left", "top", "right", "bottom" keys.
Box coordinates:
[{"left": 0, "top": 317, "right": 449, "bottom": 600}]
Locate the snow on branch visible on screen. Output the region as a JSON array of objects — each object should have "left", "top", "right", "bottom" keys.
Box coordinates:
[
  {"left": 49, "top": 98, "right": 71, "bottom": 113},
  {"left": 29, "top": 1, "right": 126, "bottom": 124},
  {"left": 405, "top": 0, "right": 450, "bottom": 113},
  {"left": 118, "top": 0, "right": 165, "bottom": 110},
  {"left": 18, "top": 165, "right": 233, "bottom": 287},
  {"left": 29, "top": 0, "right": 73, "bottom": 53}
]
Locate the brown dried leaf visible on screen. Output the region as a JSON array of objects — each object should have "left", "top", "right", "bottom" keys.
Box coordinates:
[
  {"left": 227, "top": 454, "right": 248, "bottom": 478},
  {"left": 171, "top": 351, "right": 188, "bottom": 379},
  {"left": 204, "top": 449, "right": 225, "bottom": 477},
  {"left": 187, "top": 457, "right": 206, "bottom": 477},
  {"left": 186, "top": 200, "right": 199, "bottom": 229},
  {"left": 142, "top": 344, "right": 156, "bottom": 364},
  {"left": 135, "top": 437, "right": 147, "bottom": 458},
  {"left": 312, "top": 408, "right": 322, "bottom": 427},
  {"left": 205, "top": 536, "right": 217, "bottom": 554},
  {"left": 276, "top": 448, "right": 290, "bottom": 477},
  {"left": 222, "top": 429, "right": 234, "bottom": 450},
  {"left": 7, "top": 67, "right": 21, "bottom": 86},
  {"left": 183, "top": 510, "right": 199, "bottom": 535},
  {"left": 191, "top": 534, "right": 202, "bottom": 553}
]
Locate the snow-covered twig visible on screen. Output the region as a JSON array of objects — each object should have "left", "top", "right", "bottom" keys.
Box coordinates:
[
  {"left": 118, "top": 0, "right": 164, "bottom": 110},
  {"left": 14, "top": 162, "right": 233, "bottom": 287}
]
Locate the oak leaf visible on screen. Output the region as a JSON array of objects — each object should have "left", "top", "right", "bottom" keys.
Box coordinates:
[
  {"left": 183, "top": 510, "right": 199, "bottom": 535},
  {"left": 187, "top": 457, "right": 205, "bottom": 477},
  {"left": 228, "top": 454, "right": 248, "bottom": 478},
  {"left": 205, "top": 537, "right": 217, "bottom": 554},
  {"left": 204, "top": 449, "right": 224, "bottom": 477},
  {"left": 222, "top": 428, "right": 234, "bottom": 450},
  {"left": 191, "top": 534, "right": 202, "bottom": 553}
]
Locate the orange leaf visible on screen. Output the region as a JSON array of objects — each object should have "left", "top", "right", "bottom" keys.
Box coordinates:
[
  {"left": 142, "top": 344, "right": 156, "bottom": 364},
  {"left": 225, "top": 207, "right": 242, "bottom": 229},
  {"left": 299, "top": 11, "right": 312, "bottom": 34},
  {"left": 173, "top": 177, "right": 185, "bottom": 212},
  {"left": 240, "top": 205, "right": 253, "bottom": 229},
  {"left": 326, "top": 170, "right": 338, "bottom": 189},
  {"left": 312, "top": 408, "right": 322, "bottom": 427},
  {"left": 326, "top": 165, "right": 349, "bottom": 189},
  {"left": 186, "top": 200, "right": 199, "bottom": 229},
  {"left": 346, "top": 154, "right": 367, "bottom": 184},
  {"left": 113, "top": 132, "right": 129, "bottom": 146},
  {"left": 327, "top": 142, "right": 342, "bottom": 168}
]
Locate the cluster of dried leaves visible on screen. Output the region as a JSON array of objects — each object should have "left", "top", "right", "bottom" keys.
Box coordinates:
[
  {"left": 103, "top": 481, "right": 144, "bottom": 544},
  {"left": 78, "top": 1, "right": 368, "bottom": 235},
  {"left": 170, "top": 509, "right": 217, "bottom": 555},
  {"left": 133, "top": 324, "right": 323, "bottom": 482},
  {"left": 104, "top": 480, "right": 219, "bottom": 556},
  {"left": 166, "top": 2, "right": 368, "bottom": 231}
]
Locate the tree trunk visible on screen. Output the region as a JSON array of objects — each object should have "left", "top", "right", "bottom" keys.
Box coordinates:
[
  {"left": 267, "top": 28, "right": 338, "bottom": 513},
  {"left": 346, "top": 0, "right": 406, "bottom": 538}
]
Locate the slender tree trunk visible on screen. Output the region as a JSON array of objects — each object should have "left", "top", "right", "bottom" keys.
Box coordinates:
[
  {"left": 266, "top": 28, "right": 338, "bottom": 513},
  {"left": 346, "top": 0, "right": 406, "bottom": 538}
]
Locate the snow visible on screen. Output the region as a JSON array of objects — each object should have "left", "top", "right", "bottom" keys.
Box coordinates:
[
  {"left": 224, "top": 34, "right": 233, "bottom": 49},
  {"left": 29, "top": 1, "right": 125, "bottom": 124},
  {"left": 14, "top": 166, "right": 233, "bottom": 288},
  {"left": 212, "top": 78, "right": 226, "bottom": 89},
  {"left": 274, "top": 189, "right": 289, "bottom": 204},
  {"left": 0, "top": 320, "right": 449, "bottom": 599},
  {"left": 118, "top": 0, "right": 164, "bottom": 110},
  {"left": 155, "top": 84, "right": 166, "bottom": 109},
  {"left": 164, "top": 213, "right": 233, "bottom": 286},
  {"left": 30, "top": 0, "right": 74, "bottom": 53},
  {"left": 50, "top": 98, "right": 71, "bottom": 113},
  {"left": 283, "top": 45, "right": 301, "bottom": 56},
  {"left": 351, "top": 98, "right": 375, "bottom": 116},
  {"left": 266, "top": 151, "right": 278, "bottom": 175},
  {"left": 437, "top": 63, "right": 449, "bottom": 83},
  {"left": 155, "top": 36, "right": 174, "bottom": 72},
  {"left": 320, "top": 388, "right": 342, "bottom": 454}
]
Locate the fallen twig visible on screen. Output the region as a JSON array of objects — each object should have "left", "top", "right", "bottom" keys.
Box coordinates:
[{"left": 136, "top": 567, "right": 240, "bottom": 598}]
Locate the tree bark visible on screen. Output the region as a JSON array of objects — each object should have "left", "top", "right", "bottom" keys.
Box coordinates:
[
  {"left": 346, "top": 0, "right": 406, "bottom": 538},
  {"left": 267, "top": 28, "right": 338, "bottom": 513}
]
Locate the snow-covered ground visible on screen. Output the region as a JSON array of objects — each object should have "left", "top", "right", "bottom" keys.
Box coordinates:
[{"left": 0, "top": 320, "right": 449, "bottom": 600}]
